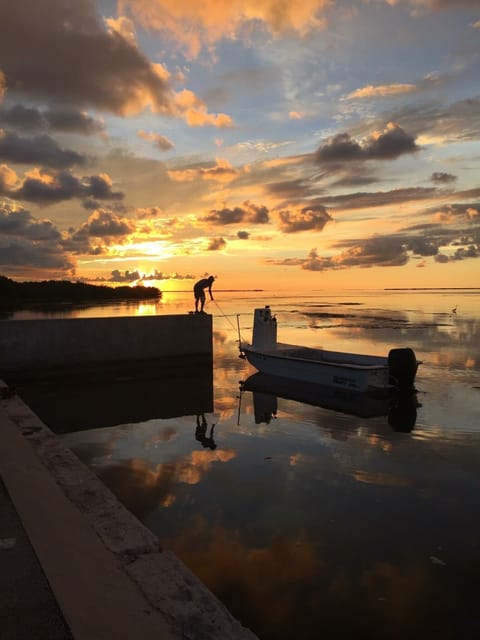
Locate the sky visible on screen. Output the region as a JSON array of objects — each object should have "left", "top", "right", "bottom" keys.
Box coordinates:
[{"left": 1, "top": 0, "right": 479, "bottom": 291}]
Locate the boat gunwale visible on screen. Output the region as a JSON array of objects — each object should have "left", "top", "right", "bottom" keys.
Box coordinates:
[{"left": 242, "top": 345, "right": 388, "bottom": 372}]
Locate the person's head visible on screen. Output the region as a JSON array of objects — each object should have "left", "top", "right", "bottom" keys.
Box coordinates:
[{"left": 208, "top": 275, "right": 215, "bottom": 284}]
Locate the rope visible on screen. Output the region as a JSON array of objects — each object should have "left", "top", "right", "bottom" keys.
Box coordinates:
[
  {"left": 212, "top": 300, "right": 249, "bottom": 357},
  {"left": 213, "top": 299, "right": 241, "bottom": 333}
]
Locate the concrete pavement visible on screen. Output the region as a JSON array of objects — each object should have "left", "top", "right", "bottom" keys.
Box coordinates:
[{"left": 0, "top": 381, "right": 258, "bottom": 640}]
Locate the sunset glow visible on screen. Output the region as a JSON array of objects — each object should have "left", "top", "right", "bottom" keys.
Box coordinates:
[{"left": 1, "top": 1, "right": 479, "bottom": 290}]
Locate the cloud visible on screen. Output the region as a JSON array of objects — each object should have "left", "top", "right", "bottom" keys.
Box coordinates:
[
  {"left": 315, "top": 123, "right": 420, "bottom": 163},
  {"left": 119, "top": 0, "right": 331, "bottom": 59},
  {"left": 0, "top": 70, "right": 6, "bottom": 102},
  {"left": 376, "top": 0, "right": 480, "bottom": 13},
  {"left": 75, "top": 209, "right": 136, "bottom": 238},
  {"left": 0, "top": 105, "right": 106, "bottom": 135},
  {"left": 430, "top": 172, "right": 457, "bottom": 184},
  {"left": 0, "top": 130, "right": 85, "bottom": 169},
  {"left": 345, "top": 84, "right": 417, "bottom": 100},
  {"left": 168, "top": 158, "right": 239, "bottom": 183},
  {"left": 171, "top": 90, "right": 235, "bottom": 128},
  {"left": 362, "top": 97, "right": 480, "bottom": 145},
  {"left": 109, "top": 269, "right": 141, "bottom": 282},
  {"left": 296, "top": 238, "right": 410, "bottom": 271},
  {"left": 320, "top": 187, "right": 439, "bottom": 210},
  {"left": 277, "top": 205, "right": 332, "bottom": 233},
  {"left": 0, "top": 203, "right": 75, "bottom": 274},
  {"left": 138, "top": 130, "right": 174, "bottom": 151},
  {"left": 207, "top": 237, "right": 227, "bottom": 251},
  {"left": 0, "top": 164, "right": 17, "bottom": 190},
  {"left": 0, "top": 0, "right": 232, "bottom": 127},
  {"left": 237, "top": 230, "right": 250, "bottom": 239},
  {"left": 1, "top": 168, "right": 124, "bottom": 206},
  {"left": 202, "top": 201, "right": 269, "bottom": 225}
]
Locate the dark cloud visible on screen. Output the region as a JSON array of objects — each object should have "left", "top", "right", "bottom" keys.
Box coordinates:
[
  {"left": 75, "top": 210, "right": 135, "bottom": 238},
  {"left": 110, "top": 269, "right": 140, "bottom": 283},
  {"left": 0, "top": 0, "right": 172, "bottom": 116},
  {"left": 203, "top": 201, "right": 269, "bottom": 225},
  {"left": 207, "top": 237, "right": 227, "bottom": 251},
  {"left": 106, "top": 269, "right": 196, "bottom": 282},
  {"left": 266, "top": 178, "right": 315, "bottom": 199},
  {"left": 331, "top": 174, "right": 379, "bottom": 188},
  {"left": 277, "top": 205, "right": 332, "bottom": 233},
  {"left": 267, "top": 210, "right": 479, "bottom": 272},
  {"left": 0, "top": 105, "right": 105, "bottom": 135},
  {"left": 315, "top": 123, "right": 420, "bottom": 163},
  {"left": 321, "top": 187, "right": 439, "bottom": 210},
  {"left": 431, "top": 172, "right": 457, "bottom": 184},
  {"left": 141, "top": 270, "right": 195, "bottom": 281},
  {"left": 237, "top": 230, "right": 250, "bottom": 239},
  {"left": 0, "top": 105, "right": 44, "bottom": 130},
  {"left": 1, "top": 169, "right": 124, "bottom": 206},
  {"left": 0, "top": 203, "right": 74, "bottom": 273},
  {"left": 406, "top": 238, "right": 439, "bottom": 256},
  {"left": 334, "top": 237, "right": 410, "bottom": 268},
  {"left": 363, "top": 97, "right": 480, "bottom": 145},
  {"left": 63, "top": 209, "right": 136, "bottom": 255},
  {"left": 0, "top": 204, "right": 61, "bottom": 241},
  {"left": 0, "top": 130, "right": 84, "bottom": 169},
  {"left": 0, "top": 239, "right": 75, "bottom": 272}
]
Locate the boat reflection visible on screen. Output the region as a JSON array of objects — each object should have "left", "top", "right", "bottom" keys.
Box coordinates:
[{"left": 240, "top": 372, "right": 419, "bottom": 432}]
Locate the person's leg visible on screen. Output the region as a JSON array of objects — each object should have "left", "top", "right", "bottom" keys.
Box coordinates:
[{"left": 200, "top": 292, "right": 205, "bottom": 311}]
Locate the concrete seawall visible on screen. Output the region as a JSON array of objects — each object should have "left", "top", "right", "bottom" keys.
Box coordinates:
[
  {"left": 0, "top": 311, "right": 258, "bottom": 639},
  {"left": 0, "top": 314, "right": 211, "bottom": 373},
  {"left": 0, "top": 383, "right": 258, "bottom": 640}
]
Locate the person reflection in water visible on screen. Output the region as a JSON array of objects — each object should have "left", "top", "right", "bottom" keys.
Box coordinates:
[{"left": 195, "top": 414, "right": 217, "bottom": 450}]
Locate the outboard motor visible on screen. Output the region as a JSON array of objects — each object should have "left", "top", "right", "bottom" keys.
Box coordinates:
[
  {"left": 388, "top": 348, "right": 418, "bottom": 392},
  {"left": 252, "top": 306, "right": 277, "bottom": 350}
]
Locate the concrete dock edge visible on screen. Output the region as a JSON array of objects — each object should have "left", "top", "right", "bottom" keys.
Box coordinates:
[{"left": 0, "top": 381, "right": 258, "bottom": 640}]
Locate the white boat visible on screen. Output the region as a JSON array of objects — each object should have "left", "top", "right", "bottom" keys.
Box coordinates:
[{"left": 240, "top": 306, "right": 420, "bottom": 393}]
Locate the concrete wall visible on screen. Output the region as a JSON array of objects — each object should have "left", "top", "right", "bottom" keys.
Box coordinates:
[{"left": 0, "top": 314, "right": 212, "bottom": 373}]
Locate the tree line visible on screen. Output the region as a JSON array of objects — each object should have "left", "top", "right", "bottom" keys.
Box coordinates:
[{"left": 0, "top": 275, "right": 161, "bottom": 303}]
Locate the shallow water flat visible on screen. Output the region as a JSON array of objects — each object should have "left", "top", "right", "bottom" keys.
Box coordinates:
[{"left": 26, "top": 289, "right": 480, "bottom": 640}]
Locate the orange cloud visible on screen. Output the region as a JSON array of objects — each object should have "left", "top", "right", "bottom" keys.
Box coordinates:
[
  {"left": 174, "top": 89, "right": 234, "bottom": 128},
  {"left": 138, "top": 129, "right": 174, "bottom": 151},
  {"left": 168, "top": 158, "right": 239, "bottom": 183},
  {"left": 0, "top": 70, "right": 6, "bottom": 102},
  {"left": 0, "top": 163, "right": 18, "bottom": 188},
  {"left": 345, "top": 83, "right": 417, "bottom": 99},
  {"left": 104, "top": 15, "right": 137, "bottom": 45},
  {"left": 119, "top": 0, "right": 331, "bottom": 58}
]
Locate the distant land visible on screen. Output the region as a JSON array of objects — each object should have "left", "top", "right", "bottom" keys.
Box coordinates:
[
  {"left": 0, "top": 276, "right": 161, "bottom": 305},
  {"left": 384, "top": 287, "right": 480, "bottom": 291}
]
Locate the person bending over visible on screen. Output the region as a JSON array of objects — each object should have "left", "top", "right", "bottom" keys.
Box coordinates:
[{"left": 194, "top": 275, "right": 214, "bottom": 312}]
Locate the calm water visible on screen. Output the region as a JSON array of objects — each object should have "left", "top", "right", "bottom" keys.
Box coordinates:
[{"left": 24, "top": 290, "right": 480, "bottom": 639}]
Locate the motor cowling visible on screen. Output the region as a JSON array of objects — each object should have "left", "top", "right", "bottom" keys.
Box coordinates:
[
  {"left": 252, "top": 306, "right": 277, "bottom": 350},
  {"left": 388, "top": 347, "right": 418, "bottom": 392}
]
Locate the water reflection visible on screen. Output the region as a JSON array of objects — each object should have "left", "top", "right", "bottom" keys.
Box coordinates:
[
  {"left": 195, "top": 415, "right": 217, "bottom": 450},
  {"left": 240, "top": 373, "right": 419, "bottom": 432},
  {"left": 18, "top": 290, "right": 480, "bottom": 640},
  {"left": 10, "top": 360, "right": 214, "bottom": 433}
]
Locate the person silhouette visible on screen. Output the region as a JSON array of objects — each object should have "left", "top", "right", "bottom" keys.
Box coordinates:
[
  {"left": 195, "top": 414, "right": 217, "bottom": 449},
  {"left": 194, "top": 276, "right": 215, "bottom": 313}
]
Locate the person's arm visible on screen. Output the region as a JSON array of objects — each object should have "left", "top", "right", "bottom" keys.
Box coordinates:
[{"left": 209, "top": 283, "right": 214, "bottom": 300}]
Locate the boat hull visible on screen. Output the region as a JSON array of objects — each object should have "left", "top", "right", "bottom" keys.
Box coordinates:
[{"left": 243, "top": 347, "right": 391, "bottom": 392}]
